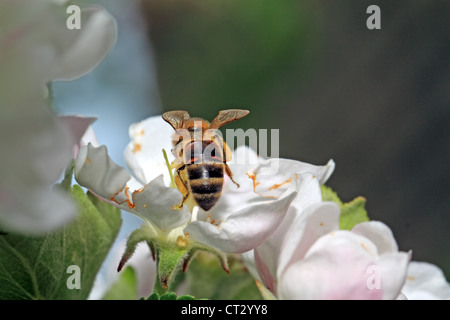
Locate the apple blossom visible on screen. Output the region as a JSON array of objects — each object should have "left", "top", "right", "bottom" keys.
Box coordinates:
[
  {"left": 74, "top": 114, "right": 335, "bottom": 288},
  {"left": 400, "top": 261, "right": 450, "bottom": 300},
  {"left": 0, "top": 1, "right": 116, "bottom": 234},
  {"left": 75, "top": 116, "right": 298, "bottom": 251},
  {"left": 245, "top": 201, "right": 411, "bottom": 299},
  {"left": 0, "top": 0, "right": 117, "bottom": 87}
]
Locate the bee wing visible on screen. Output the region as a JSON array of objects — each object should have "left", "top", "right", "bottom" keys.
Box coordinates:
[
  {"left": 210, "top": 109, "right": 250, "bottom": 129},
  {"left": 162, "top": 110, "right": 191, "bottom": 130}
]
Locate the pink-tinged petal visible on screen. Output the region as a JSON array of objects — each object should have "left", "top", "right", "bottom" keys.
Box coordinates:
[
  {"left": 59, "top": 115, "right": 97, "bottom": 158},
  {"left": 241, "top": 250, "right": 262, "bottom": 283},
  {"left": 276, "top": 201, "right": 340, "bottom": 280},
  {"left": 401, "top": 261, "right": 450, "bottom": 300},
  {"left": 124, "top": 116, "right": 174, "bottom": 186},
  {"left": 59, "top": 115, "right": 96, "bottom": 145},
  {"left": 252, "top": 174, "right": 326, "bottom": 290},
  {"left": 254, "top": 249, "right": 277, "bottom": 293},
  {"left": 131, "top": 175, "right": 191, "bottom": 231},
  {"left": 51, "top": 7, "right": 117, "bottom": 81},
  {"left": 278, "top": 231, "right": 383, "bottom": 300},
  {"left": 74, "top": 143, "right": 130, "bottom": 199},
  {"left": 352, "top": 221, "right": 399, "bottom": 254},
  {"left": 377, "top": 251, "right": 411, "bottom": 300},
  {"left": 279, "top": 247, "right": 382, "bottom": 300},
  {"left": 185, "top": 184, "right": 298, "bottom": 253}
]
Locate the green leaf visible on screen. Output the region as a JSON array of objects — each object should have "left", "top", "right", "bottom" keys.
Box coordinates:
[
  {"left": 102, "top": 266, "right": 138, "bottom": 300},
  {"left": 320, "top": 185, "right": 343, "bottom": 206},
  {"left": 184, "top": 252, "right": 262, "bottom": 300},
  {"left": 339, "top": 196, "right": 370, "bottom": 230},
  {"left": 321, "top": 185, "right": 370, "bottom": 230},
  {"left": 0, "top": 185, "right": 121, "bottom": 299}
]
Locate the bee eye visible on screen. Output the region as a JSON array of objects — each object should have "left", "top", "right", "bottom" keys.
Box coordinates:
[
  {"left": 179, "top": 149, "right": 183, "bottom": 157},
  {"left": 211, "top": 148, "right": 216, "bottom": 157}
]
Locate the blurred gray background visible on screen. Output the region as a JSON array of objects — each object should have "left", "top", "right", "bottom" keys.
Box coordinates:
[{"left": 55, "top": 0, "right": 450, "bottom": 278}]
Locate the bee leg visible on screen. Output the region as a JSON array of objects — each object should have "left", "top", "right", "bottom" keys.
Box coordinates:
[
  {"left": 224, "top": 163, "right": 240, "bottom": 188},
  {"left": 174, "top": 165, "right": 190, "bottom": 209}
]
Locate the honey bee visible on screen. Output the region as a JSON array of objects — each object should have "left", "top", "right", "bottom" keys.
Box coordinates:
[{"left": 162, "top": 109, "right": 250, "bottom": 211}]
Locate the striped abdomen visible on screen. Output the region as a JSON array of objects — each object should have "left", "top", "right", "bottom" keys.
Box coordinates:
[{"left": 185, "top": 140, "right": 225, "bottom": 211}]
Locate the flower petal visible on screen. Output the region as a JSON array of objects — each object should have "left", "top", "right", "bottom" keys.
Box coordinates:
[
  {"left": 352, "top": 221, "right": 399, "bottom": 254},
  {"left": 74, "top": 143, "right": 131, "bottom": 199},
  {"left": 59, "top": 115, "right": 96, "bottom": 145},
  {"left": 131, "top": 175, "right": 191, "bottom": 231},
  {"left": 278, "top": 230, "right": 410, "bottom": 300},
  {"left": 0, "top": 185, "right": 75, "bottom": 235},
  {"left": 194, "top": 147, "right": 261, "bottom": 223},
  {"left": 253, "top": 249, "right": 277, "bottom": 293},
  {"left": 59, "top": 115, "right": 97, "bottom": 158},
  {"left": 252, "top": 158, "right": 335, "bottom": 199},
  {"left": 401, "top": 261, "right": 450, "bottom": 300},
  {"left": 252, "top": 173, "right": 327, "bottom": 291},
  {"left": 227, "top": 145, "right": 260, "bottom": 179},
  {"left": 185, "top": 182, "right": 298, "bottom": 253},
  {"left": 124, "top": 116, "right": 175, "bottom": 186},
  {"left": 276, "top": 201, "right": 340, "bottom": 280},
  {"left": 0, "top": 97, "right": 80, "bottom": 234},
  {"left": 377, "top": 251, "right": 411, "bottom": 300},
  {"left": 51, "top": 6, "right": 117, "bottom": 81},
  {"left": 241, "top": 250, "right": 262, "bottom": 283},
  {"left": 278, "top": 231, "right": 383, "bottom": 300}
]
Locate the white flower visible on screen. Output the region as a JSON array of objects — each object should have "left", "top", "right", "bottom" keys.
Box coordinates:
[
  {"left": 0, "top": 0, "right": 117, "bottom": 87},
  {"left": 242, "top": 161, "right": 410, "bottom": 300},
  {"left": 0, "top": 0, "right": 116, "bottom": 234},
  {"left": 0, "top": 113, "right": 95, "bottom": 234},
  {"left": 400, "top": 261, "right": 450, "bottom": 300},
  {"left": 245, "top": 200, "right": 411, "bottom": 299},
  {"left": 75, "top": 115, "right": 320, "bottom": 254}
]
